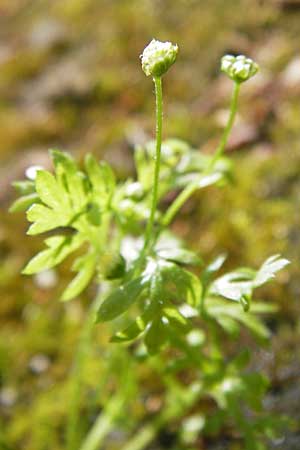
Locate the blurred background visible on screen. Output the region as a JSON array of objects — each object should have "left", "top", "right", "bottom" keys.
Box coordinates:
[{"left": 1, "top": 0, "right": 300, "bottom": 449}]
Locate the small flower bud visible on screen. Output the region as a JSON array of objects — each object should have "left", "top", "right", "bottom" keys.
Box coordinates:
[
  {"left": 221, "top": 54, "right": 259, "bottom": 83},
  {"left": 141, "top": 39, "right": 178, "bottom": 77}
]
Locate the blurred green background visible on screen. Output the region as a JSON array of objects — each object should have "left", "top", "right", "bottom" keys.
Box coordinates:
[{"left": 1, "top": 0, "right": 300, "bottom": 449}]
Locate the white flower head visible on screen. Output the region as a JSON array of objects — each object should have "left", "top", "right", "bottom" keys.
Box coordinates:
[
  {"left": 221, "top": 54, "right": 259, "bottom": 83},
  {"left": 141, "top": 39, "right": 178, "bottom": 77}
]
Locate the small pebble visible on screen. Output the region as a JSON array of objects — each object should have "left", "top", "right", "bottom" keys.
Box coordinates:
[{"left": 29, "top": 354, "right": 50, "bottom": 374}]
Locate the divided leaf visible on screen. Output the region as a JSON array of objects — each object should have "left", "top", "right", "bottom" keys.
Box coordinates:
[
  {"left": 22, "top": 234, "right": 84, "bottom": 275},
  {"left": 210, "top": 255, "right": 289, "bottom": 311},
  {"left": 13, "top": 150, "right": 118, "bottom": 301}
]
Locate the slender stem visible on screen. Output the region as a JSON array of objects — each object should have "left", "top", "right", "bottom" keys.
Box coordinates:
[
  {"left": 143, "top": 76, "right": 163, "bottom": 251},
  {"left": 122, "top": 382, "right": 202, "bottom": 450},
  {"left": 79, "top": 391, "right": 127, "bottom": 450},
  {"left": 162, "top": 81, "right": 241, "bottom": 227},
  {"left": 66, "top": 294, "right": 103, "bottom": 450},
  {"left": 162, "top": 181, "right": 198, "bottom": 227},
  {"left": 208, "top": 81, "right": 240, "bottom": 169}
]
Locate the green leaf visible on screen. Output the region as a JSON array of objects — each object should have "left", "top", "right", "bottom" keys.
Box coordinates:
[
  {"left": 211, "top": 255, "right": 289, "bottom": 308},
  {"left": 162, "top": 264, "right": 202, "bottom": 307},
  {"left": 206, "top": 254, "right": 227, "bottom": 275},
  {"left": 254, "top": 255, "right": 290, "bottom": 287},
  {"left": 27, "top": 204, "right": 71, "bottom": 235},
  {"left": 50, "top": 149, "right": 86, "bottom": 212},
  {"left": 9, "top": 193, "right": 40, "bottom": 213},
  {"left": 216, "top": 315, "right": 240, "bottom": 336},
  {"left": 149, "top": 268, "right": 163, "bottom": 301},
  {"left": 207, "top": 299, "right": 271, "bottom": 340},
  {"left": 86, "top": 202, "right": 101, "bottom": 226},
  {"left": 96, "top": 277, "right": 147, "bottom": 322},
  {"left": 35, "top": 170, "right": 69, "bottom": 211},
  {"left": 85, "top": 154, "right": 115, "bottom": 206},
  {"left": 61, "top": 251, "right": 97, "bottom": 301},
  {"left": 103, "top": 253, "right": 126, "bottom": 280},
  {"left": 163, "top": 305, "right": 191, "bottom": 333},
  {"left": 185, "top": 271, "right": 202, "bottom": 307},
  {"left": 157, "top": 247, "right": 202, "bottom": 266},
  {"left": 201, "top": 254, "right": 227, "bottom": 287},
  {"left": 12, "top": 180, "right": 35, "bottom": 195},
  {"left": 177, "top": 169, "right": 224, "bottom": 189},
  {"left": 22, "top": 234, "right": 84, "bottom": 274},
  {"left": 24, "top": 152, "right": 92, "bottom": 236},
  {"left": 134, "top": 145, "right": 153, "bottom": 190},
  {"left": 237, "top": 313, "right": 271, "bottom": 340},
  {"left": 111, "top": 305, "right": 154, "bottom": 342},
  {"left": 250, "top": 302, "right": 278, "bottom": 314},
  {"left": 211, "top": 268, "right": 255, "bottom": 302},
  {"left": 144, "top": 318, "right": 166, "bottom": 355}
]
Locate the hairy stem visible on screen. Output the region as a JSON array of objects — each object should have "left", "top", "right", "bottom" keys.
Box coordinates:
[
  {"left": 162, "top": 81, "right": 241, "bottom": 227},
  {"left": 143, "top": 76, "right": 163, "bottom": 251}
]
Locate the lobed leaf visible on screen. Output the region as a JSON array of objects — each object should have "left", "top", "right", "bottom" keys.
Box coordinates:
[
  {"left": 9, "top": 193, "right": 40, "bottom": 213},
  {"left": 12, "top": 180, "right": 35, "bottom": 195},
  {"left": 50, "top": 149, "right": 87, "bottom": 212},
  {"left": 254, "top": 255, "right": 290, "bottom": 287},
  {"left": 61, "top": 250, "right": 97, "bottom": 301},
  {"left": 85, "top": 154, "right": 115, "bottom": 207},
  {"left": 27, "top": 204, "right": 71, "bottom": 235},
  {"left": 22, "top": 234, "right": 84, "bottom": 275},
  {"left": 35, "top": 170, "right": 69, "bottom": 211}
]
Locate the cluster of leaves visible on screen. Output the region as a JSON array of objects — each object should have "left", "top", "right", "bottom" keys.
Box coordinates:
[
  {"left": 11, "top": 138, "right": 289, "bottom": 449},
  {"left": 118, "top": 253, "right": 289, "bottom": 450},
  {"left": 11, "top": 138, "right": 229, "bottom": 308}
]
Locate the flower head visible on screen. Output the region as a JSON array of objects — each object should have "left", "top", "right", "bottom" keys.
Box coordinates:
[
  {"left": 221, "top": 54, "right": 259, "bottom": 83},
  {"left": 141, "top": 39, "right": 178, "bottom": 77}
]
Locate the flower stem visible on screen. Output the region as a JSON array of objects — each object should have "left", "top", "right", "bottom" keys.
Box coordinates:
[
  {"left": 208, "top": 81, "right": 240, "bottom": 169},
  {"left": 162, "top": 181, "right": 198, "bottom": 227},
  {"left": 162, "top": 81, "right": 240, "bottom": 227},
  {"left": 143, "top": 76, "right": 163, "bottom": 251}
]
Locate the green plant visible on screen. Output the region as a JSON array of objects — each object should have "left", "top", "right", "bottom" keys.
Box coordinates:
[{"left": 11, "top": 40, "right": 289, "bottom": 450}]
